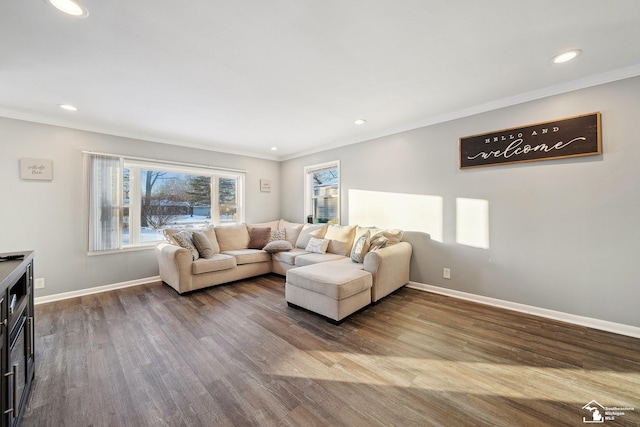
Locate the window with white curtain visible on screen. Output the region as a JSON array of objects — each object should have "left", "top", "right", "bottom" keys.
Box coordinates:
[{"left": 85, "top": 153, "right": 245, "bottom": 253}]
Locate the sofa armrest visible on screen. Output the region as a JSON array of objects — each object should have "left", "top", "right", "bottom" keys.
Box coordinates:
[
  {"left": 156, "top": 242, "right": 194, "bottom": 293},
  {"left": 363, "top": 241, "right": 412, "bottom": 302}
]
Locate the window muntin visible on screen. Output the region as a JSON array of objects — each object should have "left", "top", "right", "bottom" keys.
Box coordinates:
[{"left": 305, "top": 161, "right": 340, "bottom": 224}]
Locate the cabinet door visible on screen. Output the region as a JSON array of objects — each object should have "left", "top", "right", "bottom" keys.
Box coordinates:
[
  {"left": 25, "top": 262, "right": 34, "bottom": 380},
  {"left": 0, "top": 292, "right": 6, "bottom": 427}
]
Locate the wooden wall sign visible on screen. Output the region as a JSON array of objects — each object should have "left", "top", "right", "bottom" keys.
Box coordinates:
[{"left": 459, "top": 112, "right": 601, "bottom": 169}]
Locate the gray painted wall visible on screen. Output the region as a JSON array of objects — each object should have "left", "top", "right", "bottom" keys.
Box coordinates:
[
  {"left": 281, "top": 76, "right": 640, "bottom": 327},
  {"left": 0, "top": 118, "right": 280, "bottom": 297}
]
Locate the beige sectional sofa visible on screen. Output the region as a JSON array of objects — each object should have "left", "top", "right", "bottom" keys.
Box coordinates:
[{"left": 155, "top": 219, "right": 412, "bottom": 322}]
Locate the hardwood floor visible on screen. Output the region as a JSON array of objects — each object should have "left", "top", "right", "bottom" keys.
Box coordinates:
[{"left": 22, "top": 275, "right": 640, "bottom": 426}]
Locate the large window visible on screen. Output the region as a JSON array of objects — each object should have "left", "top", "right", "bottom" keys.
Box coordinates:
[
  {"left": 86, "top": 153, "right": 244, "bottom": 253},
  {"left": 304, "top": 161, "right": 340, "bottom": 224}
]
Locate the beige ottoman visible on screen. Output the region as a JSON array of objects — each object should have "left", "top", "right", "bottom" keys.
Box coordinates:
[{"left": 285, "top": 261, "right": 373, "bottom": 323}]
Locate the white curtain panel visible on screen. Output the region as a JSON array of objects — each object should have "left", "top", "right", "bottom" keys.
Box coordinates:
[{"left": 88, "top": 154, "right": 122, "bottom": 252}]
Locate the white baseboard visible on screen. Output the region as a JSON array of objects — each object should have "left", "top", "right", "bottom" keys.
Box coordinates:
[
  {"left": 407, "top": 282, "right": 640, "bottom": 339},
  {"left": 34, "top": 276, "right": 160, "bottom": 305},
  {"left": 34, "top": 277, "right": 640, "bottom": 339}
]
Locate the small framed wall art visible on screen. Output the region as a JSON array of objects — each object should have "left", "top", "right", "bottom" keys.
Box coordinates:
[
  {"left": 260, "top": 179, "right": 271, "bottom": 193},
  {"left": 20, "top": 158, "right": 53, "bottom": 181}
]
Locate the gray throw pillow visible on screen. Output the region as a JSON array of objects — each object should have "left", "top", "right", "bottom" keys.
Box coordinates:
[
  {"left": 191, "top": 231, "right": 214, "bottom": 259},
  {"left": 263, "top": 240, "right": 293, "bottom": 253},
  {"left": 350, "top": 231, "right": 370, "bottom": 263},
  {"left": 368, "top": 235, "right": 388, "bottom": 252}
]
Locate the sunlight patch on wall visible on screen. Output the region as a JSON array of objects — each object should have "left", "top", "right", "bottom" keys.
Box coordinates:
[
  {"left": 348, "top": 189, "right": 443, "bottom": 242},
  {"left": 456, "top": 197, "right": 490, "bottom": 249}
]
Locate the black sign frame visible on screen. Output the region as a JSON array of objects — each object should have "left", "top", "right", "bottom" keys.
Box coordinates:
[{"left": 459, "top": 112, "right": 602, "bottom": 169}]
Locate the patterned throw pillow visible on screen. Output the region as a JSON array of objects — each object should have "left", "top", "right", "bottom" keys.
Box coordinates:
[
  {"left": 350, "top": 231, "right": 370, "bottom": 263},
  {"left": 263, "top": 240, "right": 293, "bottom": 253},
  {"left": 173, "top": 230, "right": 200, "bottom": 260},
  {"left": 368, "top": 235, "right": 388, "bottom": 252},
  {"left": 305, "top": 237, "right": 330, "bottom": 254},
  {"left": 269, "top": 229, "right": 286, "bottom": 242}
]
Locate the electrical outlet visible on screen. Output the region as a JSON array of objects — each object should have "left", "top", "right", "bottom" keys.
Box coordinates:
[
  {"left": 34, "top": 278, "right": 45, "bottom": 289},
  {"left": 443, "top": 268, "right": 451, "bottom": 279}
]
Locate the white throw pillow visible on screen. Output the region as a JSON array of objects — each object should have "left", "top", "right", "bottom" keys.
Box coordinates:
[
  {"left": 295, "top": 224, "right": 328, "bottom": 249},
  {"left": 305, "top": 237, "right": 330, "bottom": 254}
]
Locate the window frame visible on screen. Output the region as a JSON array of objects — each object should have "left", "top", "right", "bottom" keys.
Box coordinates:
[
  {"left": 85, "top": 152, "right": 245, "bottom": 254},
  {"left": 304, "top": 160, "right": 340, "bottom": 224}
]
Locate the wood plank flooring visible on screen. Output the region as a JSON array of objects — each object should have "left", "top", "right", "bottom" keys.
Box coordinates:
[{"left": 22, "top": 275, "right": 640, "bottom": 426}]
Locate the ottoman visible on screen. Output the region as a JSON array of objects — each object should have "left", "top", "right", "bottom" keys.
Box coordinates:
[{"left": 285, "top": 261, "right": 373, "bottom": 323}]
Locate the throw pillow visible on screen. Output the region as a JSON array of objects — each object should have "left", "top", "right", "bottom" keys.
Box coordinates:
[
  {"left": 295, "top": 223, "right": 328, "bottom": 249},
  {"left": 248, "top": 227, "right": 271, "bottom": 249},
  {"left": 350, "top": 230, "right": 370, "bottom": 263},
  {"left": 191, "top": 231, "right": 214, "bottom": 259},
  {"left": 199, "top": 225, "right": 221, "bottom": 254},
  {"left": 305, "top": 237, "right": 330, "bottom": 254},
  {"left": 324, "top": 224, "right": 356, "bottom": 256},
  {"left": 370, "top": 229, "right": 403, "bottom": 246},
  {"left": 173, "top": 230, "right": 200, "bottom": 260},
  {"left": 163, "top": 228, "right": 180, "bottom": 245},
  {"left": 263, "top": 240, "right": 293, "bottom": 253},
  {"left": 368, "top": 235, "right": 388, "bottom": 252},
  {"left": 269, "top": 229, "right": 286, "bottom": 242}
]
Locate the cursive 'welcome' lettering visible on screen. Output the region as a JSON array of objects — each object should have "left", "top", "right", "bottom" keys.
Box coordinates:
[{"left": 467, "top": 137, "right": 585, "bottom": 161}]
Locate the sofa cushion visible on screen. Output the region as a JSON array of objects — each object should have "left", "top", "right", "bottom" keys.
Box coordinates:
[
  {"left": 295, "top": 224, "right": 328, "bottom": 249},
  {"left": 222, "top": 249, "right": 271, "bottom": 265},
  {"left": 248, "top": 227, "right": 271, "bottom": 249},
  {"left": 263, "top": 240, "right": 293, "bottom": 253},
  {"left": 286, "top": 261, "right": 372, "bottom": 300},
  {"left": 305, "top": 237, "right": 330, "bottom": 254},
  {"left": 191, "top": 230, "right": 215, "bottom": 258},
  {"left": 279, "top": 220, "right": 304, "bottom": 245},
  {"left": 215, "top": 224, "right": 250, "bottom": 252},
  {"left": 173, "top": 231, "right": 200, "bottom": 260},
  {"left": 294, "top": 252, "right": 346, "bottom": 267},
  {"left": 191, "top": 254, "right": 236, "bottom": 274},
  {"left": 324, "top": 224, "right": 356, "bottom": 256},
  {"left": 350, "top": 230, "right": 370, "bottom": 263},
  {"left": 272, "top": 248, "right": 308, "bottom": 266}
]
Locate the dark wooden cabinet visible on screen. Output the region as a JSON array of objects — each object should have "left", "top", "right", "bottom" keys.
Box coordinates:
[{"left": 0, "top": 252, "right": 35, "bottom": 427}]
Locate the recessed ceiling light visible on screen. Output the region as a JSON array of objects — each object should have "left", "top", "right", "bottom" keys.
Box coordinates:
[
  {"left": 270, "top": 147, "right": 278, "bottom": 151},
  {"left": 551, "top": 49, "right": 581, "bottom": 64},
  {"left": 354, "top": 119, "right": 366, "bottom": 125},
  {"left": 44, "top": 0, "right": 89, "bottom": 18},
  {"left": 59, "top": 104, "right": 78, "bottom": 111}
]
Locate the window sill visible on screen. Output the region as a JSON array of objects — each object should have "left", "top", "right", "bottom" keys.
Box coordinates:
[{"left": 87, "top": 244, "right": 159, "bottom": 256}]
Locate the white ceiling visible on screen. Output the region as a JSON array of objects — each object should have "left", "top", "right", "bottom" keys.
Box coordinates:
[{"left": 2, "top": 1, "right": 640, "bottom": 160}]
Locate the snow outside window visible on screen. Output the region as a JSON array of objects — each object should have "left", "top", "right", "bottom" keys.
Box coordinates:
[{"left": 85, "top": 153, "right": 244, "bottom": 253}]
